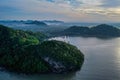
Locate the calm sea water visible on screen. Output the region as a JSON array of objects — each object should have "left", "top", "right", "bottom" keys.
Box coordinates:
[{"left": 0, "top": 37, "right": 120, "bottom": 80}]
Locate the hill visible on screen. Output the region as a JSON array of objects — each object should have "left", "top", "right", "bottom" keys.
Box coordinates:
[
  {"left": 25, "top": 21, "right": 47, "bottom": 26},
  {"left": 0, "top": 25, "right": 84, "bottom": 74},
  {"left": 54, "top": 24, "right": 120, "bottom": 38}
]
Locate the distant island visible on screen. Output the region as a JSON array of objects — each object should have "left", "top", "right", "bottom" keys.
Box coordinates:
[
  {"left": 52, "top": 24, "right": 120, "bottom": 38},
  {"left": 0, "top": 20, "right": 64, "bottom": 26},
  {"left": 0, "top": 25, "right": 84, "bottom": 74},
  {"left": 25, "top": 20, "right": 47, "bottom": 26}
]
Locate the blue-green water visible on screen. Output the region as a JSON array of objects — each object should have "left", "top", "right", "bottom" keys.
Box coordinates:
[{"left": 1, "top": 37, "right": 120, "bottom": 80}]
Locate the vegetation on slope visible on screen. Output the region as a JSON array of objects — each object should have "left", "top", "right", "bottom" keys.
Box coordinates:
[
  {"left": 0, "top": 25, "right": 84, "bottom": 74},
  {"left": 37, "top": 40, "right": 84, "bottom": 72},
  {"left": 53, "top": 24, "right": 120, "bottom": 38},
  {"left": 0, "top": 25, "right": 49, "bottom": 73}
]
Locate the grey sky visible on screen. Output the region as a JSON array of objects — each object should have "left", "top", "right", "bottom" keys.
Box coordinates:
[{"left": 0, "top": 0, "right": 120, "bottom": 22}]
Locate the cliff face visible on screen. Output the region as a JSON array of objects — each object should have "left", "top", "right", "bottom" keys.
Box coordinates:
[{"left": 38, "top": 40, "right": 84, "bottom": 73}]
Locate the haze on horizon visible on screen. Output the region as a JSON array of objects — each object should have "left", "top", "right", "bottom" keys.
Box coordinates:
[{"left": 0, "top": 0, "right": 120, "bottom": 23}]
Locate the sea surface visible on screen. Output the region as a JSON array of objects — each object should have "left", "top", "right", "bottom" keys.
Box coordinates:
[{"left": 0, "top": 37, "right": 120, "bottom": 80}]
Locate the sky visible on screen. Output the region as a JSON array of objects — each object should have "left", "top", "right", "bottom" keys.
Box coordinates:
[{"left": 0, "top": 0, "right": 120, "bottom": 22}]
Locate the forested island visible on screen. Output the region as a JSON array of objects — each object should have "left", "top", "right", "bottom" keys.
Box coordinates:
[
  {"left": 52, "top": 24, "right": 120, "bottom": 38},
  {"left": 1, "top": 23, "right": 120, "bottom": 74},
  {"left": 25, "top": 21, "right": 47, "bottom": 26},
  {"left": 0, "top": 25, "right": 84, "bottom": 74}
]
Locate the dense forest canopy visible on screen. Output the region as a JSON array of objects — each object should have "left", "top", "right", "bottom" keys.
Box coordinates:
[{"left": 0, "top": 25, "right": 84, "bottom": 74}]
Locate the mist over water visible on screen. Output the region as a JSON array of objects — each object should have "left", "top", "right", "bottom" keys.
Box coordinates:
[{"left": 1, "top": 37, "right": 120, "bottom": 80}]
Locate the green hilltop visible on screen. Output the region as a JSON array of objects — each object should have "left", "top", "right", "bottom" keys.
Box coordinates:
[
  {"left": 53, "top": 24, "right": 120, "bottom": 38},
  {"left": 0, "top": 25, "right": 84, "bottom": 74}
]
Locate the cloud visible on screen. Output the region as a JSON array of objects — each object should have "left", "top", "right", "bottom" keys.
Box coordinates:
[
  {"left": 0, "top": 0, "right": 120, "bottom": 22},
  {"left": 100, "top": 0, "right": 120, "bottom": 8}
]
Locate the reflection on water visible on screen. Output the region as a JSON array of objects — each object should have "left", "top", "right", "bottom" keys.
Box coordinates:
[
  {"left": 0, "top": 71, "right": 76, "bottom": 80},
  {"left": 1, "top": 37, "right": 120, "bottom": 80}
]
